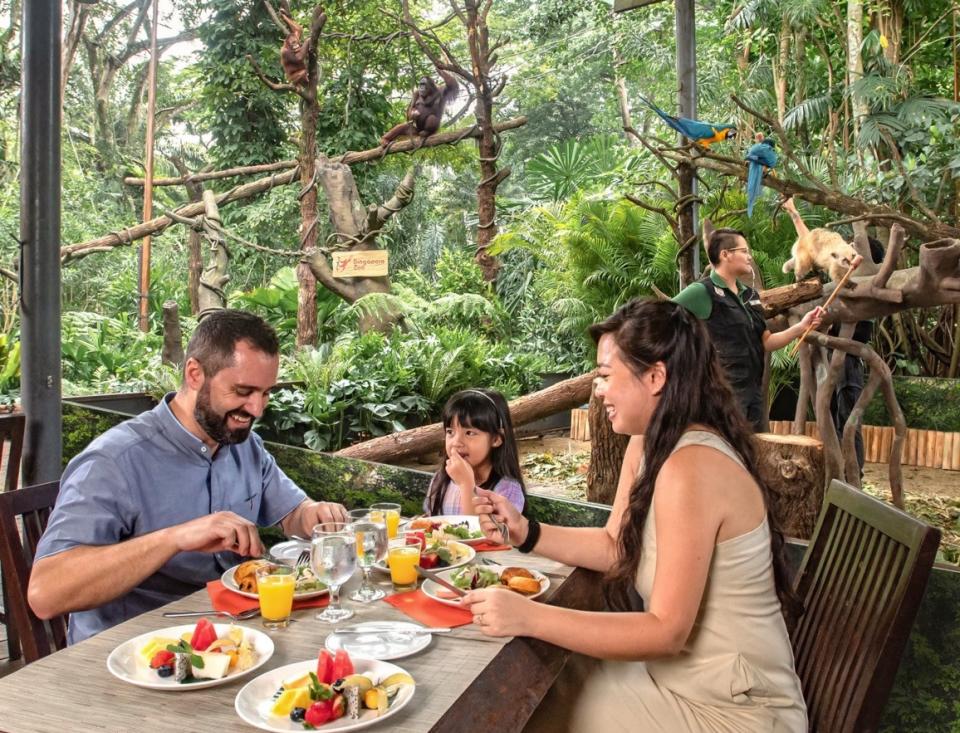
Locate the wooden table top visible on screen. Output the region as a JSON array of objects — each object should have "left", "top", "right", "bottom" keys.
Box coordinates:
[{"left": 0, "top": 549, "right": 579, "bottom": 733}]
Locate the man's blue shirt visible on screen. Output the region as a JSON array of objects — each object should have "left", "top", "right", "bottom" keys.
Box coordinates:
[{"left": 35, "top": 393, "right": 306, "bottom": 644}]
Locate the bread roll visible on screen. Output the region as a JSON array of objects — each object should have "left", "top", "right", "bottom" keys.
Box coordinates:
[
  {"left": 507, "top": 576, "right": 541, "bottom": 595},
  {"left": 499, "top": 567, "right": 534, "bottom": 584},
  {"left": 234, "top": 560, "right": 266, "bottom": 593}
]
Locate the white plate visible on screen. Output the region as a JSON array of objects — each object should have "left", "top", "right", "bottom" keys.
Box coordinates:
[
  {"left": 420, "top": 564, "right": 550, "bottom": 608},
  {"left": 222, "top": 563, "right": 329, "bottom": 601},
  {"left": 403, "top": 515, "right": 487, "bottom": 545},
  {"left": 107, "top": 623, "right": 274, "bottom": 691},
  {"left": 269, "top": 540, "right": 311, "bottom": 566},
  {"left": 372, "top": 540, "right": 475, "bottom": 574},
  {"left": 325, "top": 622, "right": 432, "bottom": 661},
  {"left": 235, "top": 657, "right": 415, "bottom": 731}
]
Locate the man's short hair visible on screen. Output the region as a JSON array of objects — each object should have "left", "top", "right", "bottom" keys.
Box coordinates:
[
  {"left": 706, "top": 228, "right": 747, "bottom": 266},
  {"left": 185, "top": 310, "right": 280, "bottom": 377}
]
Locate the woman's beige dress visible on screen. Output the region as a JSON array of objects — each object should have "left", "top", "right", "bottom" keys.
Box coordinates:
[{"left": 530, "top": 431, "right": 807, "bottom": 733}]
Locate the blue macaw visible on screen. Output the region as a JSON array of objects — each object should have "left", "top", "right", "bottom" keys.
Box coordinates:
[
  {"left": 745, "top": 138, "right": 778, "bottom": 217},
  {"left": 638, "top": 95, "right": 737, "bottom": 148}
]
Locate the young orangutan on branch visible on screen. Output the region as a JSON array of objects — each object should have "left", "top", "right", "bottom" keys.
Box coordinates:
[
  {"left": 280, "top": 10, "right": 310, "bottom": 86},
  {"left": 380, "top": 68, "right": 459, "bottom": 146}
]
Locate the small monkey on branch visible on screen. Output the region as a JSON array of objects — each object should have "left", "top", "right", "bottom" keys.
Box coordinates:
[{"left": 279, "top": 9, "right": 310, "bottom": 86}]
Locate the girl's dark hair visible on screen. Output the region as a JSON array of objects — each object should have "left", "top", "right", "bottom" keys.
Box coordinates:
[
  {"left": 588, "top": 299, "right": 800, "bottom": 623},
  {"left": 426, "top": 389, "right": 526, "bottom": 516},
  {"left": 706, "top": 227, "right": 747, "bottom": 266}
]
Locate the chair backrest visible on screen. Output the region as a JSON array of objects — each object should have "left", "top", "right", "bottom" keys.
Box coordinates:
[
  {"left": 791, "top": 479, "right": 941, "bottom": 733},
  {"left": 0, "top": 412, "right": 25, "bottom": 492},
  {"left": 0, "top": 481, "right": 67, "bottom": 662}
]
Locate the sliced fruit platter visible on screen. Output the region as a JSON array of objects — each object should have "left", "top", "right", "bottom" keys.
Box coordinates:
[
  {"left": 373, "top": 534, "right": 475, "bottom": 573},
  {"left": 421, "top": 563, "right": 550, "bottom": 607},
  {"left": 106, "top": 619, "right": 274, "bottom": 690},
  {"left": 235, "top": 649, "right": 415, "bottom": 731}
]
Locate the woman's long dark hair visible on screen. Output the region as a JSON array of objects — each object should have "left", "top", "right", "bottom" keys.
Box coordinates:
[
  {"left": 589, "top": 299, "right": 800, "bottom": 622},
  {"left": 425, "top": 389, "right": 526, "bottom": 516}
]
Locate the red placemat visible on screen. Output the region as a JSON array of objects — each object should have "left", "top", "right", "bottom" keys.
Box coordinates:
[
  {"left": 471, "top": 540, "right": 511, "bottom": 552},
  {"left": 383, "top": 589, "right": 473, "bottom": 627},
  {"left": 206, "top": 580, "right": 330, "bottom": 615}
]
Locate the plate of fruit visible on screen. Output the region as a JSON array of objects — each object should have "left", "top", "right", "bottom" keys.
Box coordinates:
[
  {"left": 372, "top": 534, "right": 475, "bottom": 573},
  {"left": 234, "top": 649, "right": 415, "bottom": 731},
  {"left": 421, "top": 563, "right": 549, "bottom": 607},
  {"left": 106, "top": 619, "right": 274, "bottom": 690},
  {"left": 405, "top": 516, "right": 486, "bottom": 545}
]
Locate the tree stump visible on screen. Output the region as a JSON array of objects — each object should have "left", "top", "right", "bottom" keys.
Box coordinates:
[
  {"left": 161, "top": 300, "right": 184, "bottom": 367},
  {"left": 586, "top": 392, "right": 628, "bottom": 505},
  {"left": 753, "top": 433, "right": 825, "bottom": 539}
]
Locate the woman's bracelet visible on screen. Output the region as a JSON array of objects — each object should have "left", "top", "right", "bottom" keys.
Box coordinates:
[{"left": 516, "top": 518, "right": 541, "bottom": 554}]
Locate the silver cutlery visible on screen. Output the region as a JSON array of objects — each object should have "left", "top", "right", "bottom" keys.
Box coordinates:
[
  {"left": 295, "top": 549, "right": 311, "bottom": 568},
  {"left": 163, "top": 608, "right": 260, "bottom": 621},
  {"left": 415, "top": 565, "right": 467, "bottom": 597},
  {"left": 334, "top": 625, "right": 450, "bottom": 635}
]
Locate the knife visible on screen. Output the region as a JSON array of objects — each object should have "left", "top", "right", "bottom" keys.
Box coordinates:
[
  {"left": 335, "top": 625, "right": 450, "bottom": 635},
  {"left": 415, "top": 565, "right": 467, "bottom": 597}
]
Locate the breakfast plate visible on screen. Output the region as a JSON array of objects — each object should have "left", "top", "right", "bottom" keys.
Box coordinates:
[
  {"left": 372, "top": 540, "right": 475, "bottom": 574},
  {"left": 235, "top": 657, "right": 415, "bottom": 731},
  {"left": 403, "top": 515, "right": 487, "bottom": 545},
  {"left": 221, "top": 562, "right": 328, "bottom": 601},
  {"left": 107, "top": 623, "right": 274, "bottom": 691},
  {"left": 324, "top": 621, "right": 432, "bottom": 661},
  {"left": 420, "top": 563, "right": 550, "bottom": 608}
]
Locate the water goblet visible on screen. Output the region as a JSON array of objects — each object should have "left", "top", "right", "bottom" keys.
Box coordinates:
[
  {"left": 346, "top": 520, "right": 388, "bottom": 602},
  {"left": 310, "top": 522, "right": 357, "bottom": 623}
]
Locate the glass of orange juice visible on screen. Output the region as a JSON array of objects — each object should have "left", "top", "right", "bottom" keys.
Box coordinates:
[
  {"left": 370, "top": 503, "right": 401, "bottom": 539},
  {"left": 256, "top": 565, "right": 295, "bottom": 629},
  {"left": 387, "top": 542, "right": 420, "bottom": 592}
]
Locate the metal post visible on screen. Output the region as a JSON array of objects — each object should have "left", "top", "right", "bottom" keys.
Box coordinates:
[
  {"left": 20, "top": 0, "right": 62, "bottom": 484},
  {"left": 675, "top": 0, "right": 699, "bottom": 282}
]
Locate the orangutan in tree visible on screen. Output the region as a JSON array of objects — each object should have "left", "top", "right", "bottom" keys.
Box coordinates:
[
  {"left": 280, "top": 10, "right": 310, "bottom": 86},
  {"left": 380, "top": 68, "right": 459, "bottom": 145}
]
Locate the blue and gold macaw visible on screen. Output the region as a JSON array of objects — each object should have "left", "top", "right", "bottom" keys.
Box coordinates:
[
  {"left": 638, "top": 95, "right": 737, "bottom": 148},
  {"left": 745, "top": 138, "right": 778, "bottom": 217}
]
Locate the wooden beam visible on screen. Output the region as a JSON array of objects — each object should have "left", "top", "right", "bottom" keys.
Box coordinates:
[{"left": 614, "top": 0, "right": 670, "bottom": 11}]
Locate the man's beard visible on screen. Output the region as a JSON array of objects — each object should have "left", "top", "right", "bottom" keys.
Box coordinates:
[{"left": 194, "top": 383, "right": 254, "bottom": 445}]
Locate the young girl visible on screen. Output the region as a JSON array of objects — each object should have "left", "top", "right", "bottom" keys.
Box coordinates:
[{"left": 423, "top": 388, "right": 526, "bottom": 516}]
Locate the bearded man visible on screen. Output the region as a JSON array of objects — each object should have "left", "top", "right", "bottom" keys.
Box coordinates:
[{"left": 28, "top": 310, "right": 346, "bottom": 643}]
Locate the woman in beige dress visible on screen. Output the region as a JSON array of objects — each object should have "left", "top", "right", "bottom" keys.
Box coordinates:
[{"left": 464, "top": 299, "right": 807, "bottom": 732}]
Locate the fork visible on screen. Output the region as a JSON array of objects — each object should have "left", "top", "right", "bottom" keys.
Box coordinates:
[
  {"left": 295, "top": 549, "right": 311, "bottom": 568},
  {"left": 163, "top": 608, "right": 260, "bottom": 621}
]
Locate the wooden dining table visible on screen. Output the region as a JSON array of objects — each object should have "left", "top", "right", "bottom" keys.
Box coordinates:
[{"left": 0, "top": 548, "right": 603, "bottom": 732}]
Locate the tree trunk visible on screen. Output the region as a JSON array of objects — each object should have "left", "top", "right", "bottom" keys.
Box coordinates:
[
  {"left": 847, "top": 0, "right": 867, "bottom": 142},
  {"left": 161, "top": 301, "right": 184, "bottom": 367},
  {"left": 336, "top": 372, "right": 595, "bottom": 464},
  {"left": 772, "top": 15, "right": 790, "bottom": 124},
  {"left": 197, "top": 190, "right": 230, "bottom": 317},
  {"left": 753, "top": 433, "right": 825, "bottom": 539},
  {"left": 586, "top": 391, "right": 628, "bottom": 505}
]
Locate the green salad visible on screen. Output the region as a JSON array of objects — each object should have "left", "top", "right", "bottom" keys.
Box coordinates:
[
  {"left": 444, "top": 523, "right": 484, "bottom": 540},
  {"left": 451, "top": 565, "right": 500, "bottom": 590}
]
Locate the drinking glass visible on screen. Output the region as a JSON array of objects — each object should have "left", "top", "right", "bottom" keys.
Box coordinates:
[
  {"left": 387, "top": 537, "right": 420, "bottom": 592},
  {"left": 256, "top": 564, "right": 295, "bottom": 630},
  {"left": 347, "top": 520, "right": 388, "bottom": 602},
  {"left": 310, "top": 522, "right": 357, "bottom": 623},
  {"left": 370, "top": 502, "right": 402, "bottom": 539}
]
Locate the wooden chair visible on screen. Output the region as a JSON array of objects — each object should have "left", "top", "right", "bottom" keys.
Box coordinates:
[
  {"left": 0, "top": 412, "right": 24, "bottom": 493},
  {"left": 791, "top": 479, "right": 941, "bottom": 732},
  {"left": 0, "top": 411, "right": 25, "bottom": 659},
  {"left": 0, "top": 481, "right": 67, "bottom": 663}
]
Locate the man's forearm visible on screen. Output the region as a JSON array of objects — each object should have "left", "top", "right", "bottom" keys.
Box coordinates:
[{"left": 28, "top": 528, "right": 179, "bottom": 619}]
